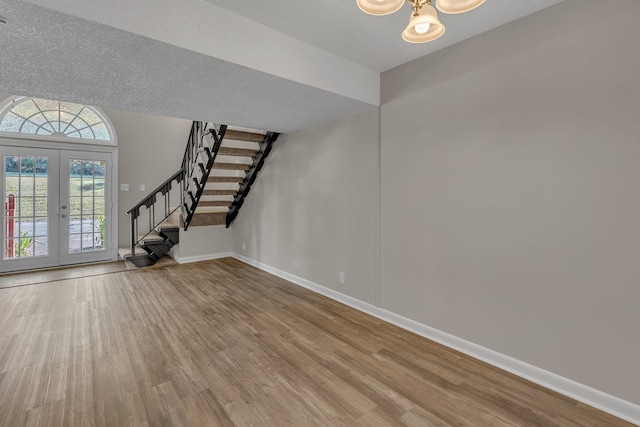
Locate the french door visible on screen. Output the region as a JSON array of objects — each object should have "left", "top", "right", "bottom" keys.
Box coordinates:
[{"left": 1, "top": 146, "right": 113, "bottom": 272}]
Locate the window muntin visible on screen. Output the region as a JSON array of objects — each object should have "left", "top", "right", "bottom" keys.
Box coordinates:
[{"left": 0, "top": 97, "right": 113, "bottom": 142}]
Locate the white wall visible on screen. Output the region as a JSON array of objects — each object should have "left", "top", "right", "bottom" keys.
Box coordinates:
[
  {"left": 232, "top": 109, "right": 379, "bottom": 304},
  {"left": 381, "top": 0, "right": 640, "bottom": 405}
]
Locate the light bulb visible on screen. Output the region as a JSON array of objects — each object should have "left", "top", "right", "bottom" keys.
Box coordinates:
[{"left": 414, "top": 22, "right": 430, "bottom": 34}]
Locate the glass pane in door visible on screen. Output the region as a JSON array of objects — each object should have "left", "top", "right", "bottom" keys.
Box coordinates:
[
  {"left": 4, "top": 155, "right": 49, "bottom": 260},
  {"left": 68, "top": 158, "right": 106, "bottom": 254}
]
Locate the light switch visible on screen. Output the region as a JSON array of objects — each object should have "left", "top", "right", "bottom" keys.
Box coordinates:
[
  {"left": 120, "top": 184, "right": 129, "bottom": 191},
  {"left": 140, "top": 184, "right": 146, "bottom": 192}
]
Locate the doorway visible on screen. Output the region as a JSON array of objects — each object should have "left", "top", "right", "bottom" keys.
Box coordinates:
[{"left": 1, "top": 146, "right": 113, "bottom": 272}]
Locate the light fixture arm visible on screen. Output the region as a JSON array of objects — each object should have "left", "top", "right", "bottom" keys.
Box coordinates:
[{"left": 407, "top": 0, "right": 431, "bottom": 16}]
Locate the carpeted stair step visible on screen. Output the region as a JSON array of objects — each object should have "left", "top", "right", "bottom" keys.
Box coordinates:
[
  {"left": 138, "top": 231, "right": 165, "bottom": 246},
  {"left": 217, "top": 146, "right": 259, "bottom": 157},
  {"left": 136, "top": 229, "right": 176, "bottom": 257},
  {"left": 189, "top": 211, "right": 227, "bottom": 227},
  {"left": 202, "top": 189, "right": 238, "bottom": 196},
  {"left": 208, "top": 170, "right": 245, "bottom": 183},
  {"left": 198, "top": 200, "right": 232, "bottom": 207},
  {"left": 118, "top": 246, "right": 146, "bottom": 260},
  {"left": 224, "top": 130, "right": 265, "bottom": 143},
  {"left": 207, "top": 176, "right": 244, "bottom": 183},
  {"left": 156, "top": 210, "right": 181, "bottom": 229},
  {"left": 118, "top": 246, "right": 156, "bottom": 267},
  {"left": 213, "top": 162, "right": 251, "bottom": 171}
]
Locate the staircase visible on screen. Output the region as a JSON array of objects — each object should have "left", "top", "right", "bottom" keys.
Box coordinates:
[{"left": 121, "top": 122, "right": 279, "bottom": 267}]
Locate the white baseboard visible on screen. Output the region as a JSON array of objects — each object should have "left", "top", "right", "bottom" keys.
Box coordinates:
[
  {"left": 231, "top": 253, "right": 640, "bottom": 426},
  {"left": 172, "top": 251, "right": 233, "bottom": 264}
]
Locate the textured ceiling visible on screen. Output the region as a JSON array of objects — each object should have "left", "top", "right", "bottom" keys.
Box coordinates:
[
  {"left": 0, "top": 0, "right": 565, "bottom": 133},
  {"left": 0, "top": 0, "right": 372, "bottom": 133},
  {"left": 206, "top": 0, "right": 563, "bottom": 72}
]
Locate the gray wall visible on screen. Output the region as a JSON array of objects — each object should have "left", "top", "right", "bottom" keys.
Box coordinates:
[
  {"left": 109, "top": 108, "right": 190, "bottom": 248},
  {"left": 105, "top": 109, "right": 232, "bottom": 251},
  {"left": 381, "top": 0, "right": 640, "bottom": 404},
  {"left": 175, "top": 225, "right": 233, "bottom": 260},
  {"left": 232, "top": 0, "right": 640, "bottom": 407},
  {"left": 232, "top": 108, "right": 379, "bottom": 305},
  {"left": 106, "top": 108, "right": 234, "bottom": 251}
]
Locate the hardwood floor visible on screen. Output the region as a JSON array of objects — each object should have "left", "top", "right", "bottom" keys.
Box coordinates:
[
  {"left": 0, "top": 257, "right": 177, "bottom": 290},
  {"left": 0, "top": 262, "right": 128, "bottom": 290},
  {"left": 0, "top": 257, "right": 632, "bottom": 426}
]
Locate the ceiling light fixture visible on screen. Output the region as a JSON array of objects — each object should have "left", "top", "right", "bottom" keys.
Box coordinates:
[{"left": 357, "top": 0, "right": 485, "bottom": 43}]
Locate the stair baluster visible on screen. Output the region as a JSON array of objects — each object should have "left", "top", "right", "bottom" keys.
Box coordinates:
[
  {"left": 124, "top": 121, "right": 227, "bottom": 266},
  {"left": 226, "top": 131, "right": 280, "bottom": 227},
  {"left": 125, "top": 121, "right": 277, "bottom": 267}
]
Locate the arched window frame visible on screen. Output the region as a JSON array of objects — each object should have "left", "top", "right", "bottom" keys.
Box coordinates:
[{"left": 0, "top": 96, "right": 118, "bottom": 146}]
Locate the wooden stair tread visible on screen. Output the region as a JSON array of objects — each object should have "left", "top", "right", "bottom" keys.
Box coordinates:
[
  {"left": 217, "top": 147, "right": 258, "bottom": 157},
  {"left": 224, "top": 130, "right": 265, "bottom": 143}
]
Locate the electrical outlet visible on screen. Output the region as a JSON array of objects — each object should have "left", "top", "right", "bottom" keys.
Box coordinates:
[
  {"left": 242, "top": 242, "right": 247, "bottom": 252},
  {"left": 339, "top": 272, "right": 345, "bottom": 285},
  {"left": 120, "top": 184, "right": 129, "bottom": 191}
]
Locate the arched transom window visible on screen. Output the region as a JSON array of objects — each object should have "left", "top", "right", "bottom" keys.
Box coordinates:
[{"left": 0, "top": 97, "right": 114, "bottom": 143}]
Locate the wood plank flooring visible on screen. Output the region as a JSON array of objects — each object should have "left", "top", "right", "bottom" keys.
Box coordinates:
[
  {"left": 0, "top": 261, "right": 129, "bottom": 290},
  {"left": 0, "top": 258, "right": 176, "bottom": 290},
  {"left": 0, "top": 257, "right": 632, "bottom": 426}
]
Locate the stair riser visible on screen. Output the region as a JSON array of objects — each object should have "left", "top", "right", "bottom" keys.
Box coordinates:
[
  {"left": 159, "top": 229, "right": 179, "bottom": 245},
  {"left": 143, "top": 241, "right": 174, "bottom": 255},
  {"left": 128, "top": 255, "right": 155, "bottom": 268}
]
